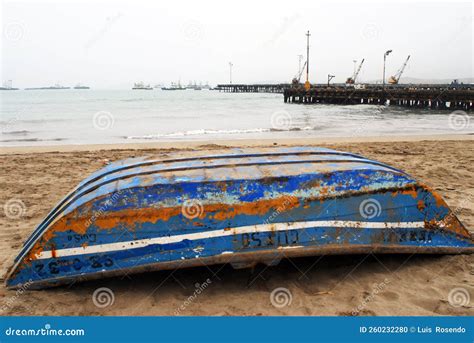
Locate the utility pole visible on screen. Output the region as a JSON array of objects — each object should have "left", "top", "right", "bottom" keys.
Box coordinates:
[
  {"left": 353, "top": 60, "right": 357, "bottom": 79},
  {"left": 229, "top": 62, "right": 233, "bottom": 84},
  {"left": 383, "top": 50, "right": 392, "bottom": 89},
  {"left": 305, "top": 30, "right": 311, "bottom": 90}
]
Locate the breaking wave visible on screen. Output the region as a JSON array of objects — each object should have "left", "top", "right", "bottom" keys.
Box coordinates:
[{"left": 126, "top": 126, "right": 316, "bottom": 140}]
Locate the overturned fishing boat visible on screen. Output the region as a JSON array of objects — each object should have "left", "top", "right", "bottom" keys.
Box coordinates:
[{"left": 6, "top": 147, "right": 474, "bottom": 289}]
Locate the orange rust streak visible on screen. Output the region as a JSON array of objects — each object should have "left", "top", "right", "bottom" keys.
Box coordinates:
[
  {"left": 319, "top": 186, "right": 329, "bottom": 196},
  {"left": 419, "top": 183, "right": 451, "bottom": 208},
  {"left": 392, "top": 186, "right": 418, "bottom": 199},
  {"left": 417, "top": 200, "right": 426, "bottom": 211},
  {"left": 47, "top": 195, "right": 301, "bottom": 232},
  {"left": 210, "top": 196, "right": 300, "bottom": 221},
  {"left": 444, "top": 215, "right": 471, "bottom": 238},
  {"left": 431, "top": 190, "right": 447, "bottom": 208}
]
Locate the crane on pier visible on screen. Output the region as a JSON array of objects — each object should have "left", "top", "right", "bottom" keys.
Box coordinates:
[
  {"left": 388, "top": 55, "right": 410, "bottom": 84},
  {"left": 292, "top": 60, "right": 307, "bottom": 86},
  {"left": 346, "top": 59, "right": 365, "bottom": 85}
]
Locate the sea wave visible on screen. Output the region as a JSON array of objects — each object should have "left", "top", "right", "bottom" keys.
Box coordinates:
[
  {"left": 0, "top": 137, "right": 65, "bottom": 143},
  {"left": 125, "top": 126, "right": 316, "bottom": 140},
  {"left": 1, "top": 130, "right": 31, "bottom": 135}
]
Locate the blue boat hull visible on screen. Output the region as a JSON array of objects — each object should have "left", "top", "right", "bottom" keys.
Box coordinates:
[{"left": 6, "top": 147, "right": 473, "bottom": 289}]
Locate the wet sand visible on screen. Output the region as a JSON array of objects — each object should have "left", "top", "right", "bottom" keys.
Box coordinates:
[{"left": 1, "top": 136, "right": 473, "bottom": 316}]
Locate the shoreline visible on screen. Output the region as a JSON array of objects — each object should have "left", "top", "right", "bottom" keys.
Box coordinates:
[{"left": 0, "top": 133, "right": 472, "bottom": 154}]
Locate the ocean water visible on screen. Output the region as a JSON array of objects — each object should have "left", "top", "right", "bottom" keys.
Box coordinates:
[{"left": 0, "top": 89, "right": 472, "bottom": 146}]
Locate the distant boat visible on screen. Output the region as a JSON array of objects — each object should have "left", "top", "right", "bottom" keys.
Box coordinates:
[
  {"left": 74, "top": 83, "right": 90, "bottom": 89},
  {"left": 0, "top": 80, "right": 19, "bottom": 90},
  {"left": 132, "top": 82, "right": 153, "bottom": 90},
  {"left": 25, "top": 83, "right": 70, "bottom": 90},
  {"left": 162, "top": 82, "right": 185, "bottom": 91}
]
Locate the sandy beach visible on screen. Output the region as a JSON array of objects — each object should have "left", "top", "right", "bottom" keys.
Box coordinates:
[{"left": 1, "top": 135, "right": 473, "bottom": 316}]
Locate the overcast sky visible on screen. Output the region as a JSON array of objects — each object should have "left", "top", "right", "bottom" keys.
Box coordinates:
[{"left": 1, "top": 0, "right": 472, "bottom": 88}]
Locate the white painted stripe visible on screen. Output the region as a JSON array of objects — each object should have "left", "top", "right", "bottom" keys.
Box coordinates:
[{"left": 35, "top": 220, "right": 425, "bottom": 260}]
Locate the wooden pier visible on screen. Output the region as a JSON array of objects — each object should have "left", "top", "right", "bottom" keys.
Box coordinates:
[
  {"left": 215, "top": 83, "right": 473, "bottom": 110},
  {"left": 284, "top": 86, "right": 474, "bottom": 110}
]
